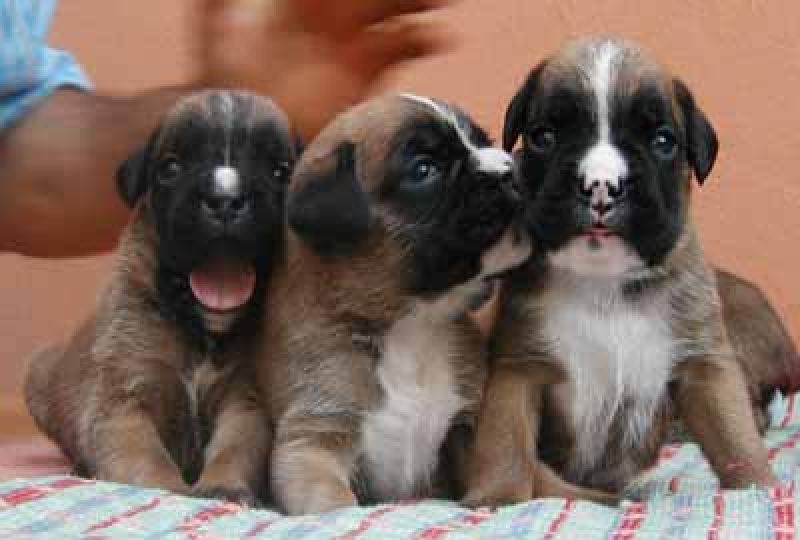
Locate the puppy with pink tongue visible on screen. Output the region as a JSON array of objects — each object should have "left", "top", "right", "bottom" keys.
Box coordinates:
[
  {"left": 190, "top": 259, "right": 258, "bottom": 313},
  {"left": 25, "top": 90, "right": 299, "bottom": 506}
]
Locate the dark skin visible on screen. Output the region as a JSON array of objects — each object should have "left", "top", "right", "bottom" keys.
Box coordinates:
[{"left": 0, "top": 0, "right": 454, "bottom": 257}]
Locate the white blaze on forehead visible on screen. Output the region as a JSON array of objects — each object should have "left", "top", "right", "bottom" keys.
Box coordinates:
[
  {"left": 213, "top": 166, "right": 240, "bottom": 196},
  {"left": 400, "top": 93, "right": 512, "bottom": 176},
  {"left": 213, "top": 91, "right": 237, "bottom": 165},
  {"left": 578, "top": 41, "right": 629, "bottom": 189},
  {"left": 587, "top": 40, "right": 619, "bottom": 141},
  {"left": 400, "top": 93, "right": 450, "bottom": 121}
]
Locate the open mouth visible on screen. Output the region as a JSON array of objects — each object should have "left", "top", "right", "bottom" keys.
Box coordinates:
[{"left": 188, "top": 257, "right": 257, "bottom": 313}]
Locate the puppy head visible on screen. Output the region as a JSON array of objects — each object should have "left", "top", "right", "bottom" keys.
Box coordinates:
[
  {"left": 504, "top": 37, "right": 718, "bottom": 277},
  {"left": 287, "top": 94, "right": 531, "bottom": 300},
  {"left": 117, "top": 90, "right": 298, "bottom": 333}
]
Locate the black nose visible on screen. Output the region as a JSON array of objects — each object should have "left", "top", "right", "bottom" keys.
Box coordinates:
[
  {"left": 579, "top": 178, "right": 627, "bottom": 220},
  {"left": 591, "top": 200, "right": 613, "bottom": 217},
  {"left": 579, "top": 180, "right": 627, "bottom": 198},
  {"left": 201, "top": 193, "right": 251, "bottom": 222}
]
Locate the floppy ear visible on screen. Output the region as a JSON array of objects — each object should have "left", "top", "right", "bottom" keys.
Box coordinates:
[
  {"left": 116, "top": 132, "right": 157, "bottom": 208},
  {"left": 503, "top": 64, "right": 544, "bottom": 152},
  {"left": 287, "top": 142, "right": 371, "bottom": 256},
  {"left": 674, "top": 79, "right": 719, "bottom": 185}
]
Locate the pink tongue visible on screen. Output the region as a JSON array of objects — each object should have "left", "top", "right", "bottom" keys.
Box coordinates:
[{"left": 189, "top": 259, "right": 256, "bottom": 311}]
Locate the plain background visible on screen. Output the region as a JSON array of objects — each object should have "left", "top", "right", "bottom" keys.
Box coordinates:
[{"left": 1, "top": 1, "right": 799, "bottom": 421}]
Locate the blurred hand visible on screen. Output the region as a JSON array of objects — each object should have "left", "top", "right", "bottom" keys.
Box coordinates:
[{"left": 198, "top": 0, "right": 455, "bottom": 138}]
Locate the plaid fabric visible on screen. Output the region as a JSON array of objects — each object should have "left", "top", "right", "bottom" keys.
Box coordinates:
[
  {"left": 0, "top": 0, "right": 91, "bottom": 130},
  {"left": 1, "top": 394, "right": 798, "bottom": 539}
]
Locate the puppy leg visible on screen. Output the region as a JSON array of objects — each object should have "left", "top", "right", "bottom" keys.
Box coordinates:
[
  {"left": 192, "top": 392, "right": 270, "bottom": 506},
  {"left": 463, "top": 366, "right": 537, "bottom": 506},
  {"left": 24, "top": 343, "right": 79, "bottom": 462},
  {"left": 676, "top": 357, "right": 778, "bottom": 489},
  {"left": 94, "top": 406, "right": 190, "bottom": 494},
  {"left": 463, "top": 365, "right": 616, "bottom": 508},
  {"left": 271, "top": 417, "right": 358, "bottom": 515}
]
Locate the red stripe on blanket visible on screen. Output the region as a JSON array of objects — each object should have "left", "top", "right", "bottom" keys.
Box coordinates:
[
  {"left": 50, "top": 478, "right": 87, "bottom": 489},
  {"left": 0, "top": 477, "right": 87, "bottom": 508},
  {"left": 669, "top": 476, "right": 681, "bottom": 494},
  {"left": 782, "top": 394, "right": 796, "bottom": 429},
  {"left": 769, "top": 430, "right": 800, "bottom": 461},
  {"left": 707, "top": 491, "right": 724, "bottom": 540},
  {"left": 335, "top": 506, "right": 396, "bottom": 540},
  {"left": 772, "top": 483, "right": 795, "bottom": 540},
  {"left": 543, "top": 499, "right": 575, "bottom": 540},
  {"left": 83, "top": 496, "right": 162, "bottom": 533},
  {"left": 413, "top": 510, "right": 491, "bottom": 540},
  {"left": 178, "top": 501, "right": 244, "bottom": 536},
  {"left": 244, "top": 519, "right": 279, "bottom": 538},
  {"left": 611, "top": 501, "right": 646, "bottom": 539}
]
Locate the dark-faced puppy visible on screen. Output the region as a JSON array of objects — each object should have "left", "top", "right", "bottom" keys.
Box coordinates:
[
  {"left": 465, "top": 37, "right": 786, "bottom": 507},
  {"left": 258, "top": 94, "right": 531, "bottom": 515},
  {"left": 25, "top": 90, "right": 297, "bottom": 505}
]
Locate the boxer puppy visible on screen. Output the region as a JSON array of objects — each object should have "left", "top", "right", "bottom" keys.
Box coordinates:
[
  {"left": 464, "top": 37, "right": 788, "bottom": 506},
  {"left": 258, "top": 94, "right": 531, "bottom": 515},
  {"left": 25, "top": 90, "right": 298, "bottom": 505}
]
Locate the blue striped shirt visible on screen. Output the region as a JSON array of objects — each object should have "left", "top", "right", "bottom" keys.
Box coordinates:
[{"left": 0, "top": 0, "right": 90, "bottom": 130}]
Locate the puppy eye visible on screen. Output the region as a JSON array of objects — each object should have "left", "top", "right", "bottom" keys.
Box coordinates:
[
  {"left": 157, "top": 156, "right": 182, "bottom": 184},
  {"left": 272, "top": 162, "right": 291, "bottom": 183},
  {"left": 408, "top": 156, "right": 440, "bottom": 186},
  {"left": 526, "top": 127, "right": 557, "bottom": 153},
  {"left": 652, "top": 127, "right": 678, "bottom": 159}
]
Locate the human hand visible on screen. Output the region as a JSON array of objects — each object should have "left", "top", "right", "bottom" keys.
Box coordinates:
[{"left": 197, "top": 0, "right": 456, "bottom": 139}]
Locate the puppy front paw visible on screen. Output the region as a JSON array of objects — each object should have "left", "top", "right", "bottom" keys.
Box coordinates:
[
  {"left": 718, "top": 466, "right": 779, "bottom": 490},
  {"left": 533, "top": 462, "right": 619, "bottom": 506},
  {"left": 567, "top": 488, "right": 620, "bottom": 507},
  {"left": 98, "top": 463, "right": 191, "bottom": 495},
  {"left": 191, "top": 484, "right": 259, "bottom": 507},
  {"left": 462, "top": 481, "right": 533, "bottom": 510},
  {"left": 279, "top": 484, "right": 358, "bottom": 515}
]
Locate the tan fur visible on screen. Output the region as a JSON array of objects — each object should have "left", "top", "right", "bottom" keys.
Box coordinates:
[
  {"left": 259, "top": 95, "right": 526, "bottom": 515},
  {"left": 25, "top": 215, "right": 269, "bottom": 503},
  {"left": 264, "top": 237, "right": 489, "bottom": 514},
  {"left": 464, "top": 40, "right": 783, "bottom": 507},
  {"left": 24, "top": 93, "right": 282, "bottom": 504},
  {"left": 468, "top": 235, "right": 778, "bottom": 507}
]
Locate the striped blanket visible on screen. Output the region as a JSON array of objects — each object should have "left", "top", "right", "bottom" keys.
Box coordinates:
[{"left": 1, "top": 394, "right": 798, "bottom": 539}]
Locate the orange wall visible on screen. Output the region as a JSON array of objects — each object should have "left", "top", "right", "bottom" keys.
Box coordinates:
[{"left": 1, "top": 1, "right": 799, "bottom": 397}]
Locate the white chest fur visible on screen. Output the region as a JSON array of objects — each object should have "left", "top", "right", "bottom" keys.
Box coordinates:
[
  {"left": 361, "top": 306, "right": 466, "bottom": 501},
  {"left": 542, "top": 277, "right": 675, "bottom": 473},
  {"left": 182, "top": 359, "right": 223, "bottom": 420}
]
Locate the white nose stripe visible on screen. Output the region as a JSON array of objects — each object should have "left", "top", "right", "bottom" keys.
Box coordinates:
[
  {"left": 578, "top": 141, "right": 628, "bottom": 189},
  {"left": 475, "top": 147, "right": 513, "bottom": 175},
  {"left": 213, "top": 166, "right": 240, "bottom": 196}
]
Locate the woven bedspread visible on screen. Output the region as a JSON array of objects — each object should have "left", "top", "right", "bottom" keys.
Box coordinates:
[{"left": 1, "top": 394, "right": 798, "bottom": 539}]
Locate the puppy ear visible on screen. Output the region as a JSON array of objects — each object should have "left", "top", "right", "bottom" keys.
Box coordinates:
[
  {"left": 503, "top": 64, "right": 544, "bottom": 152},
  {"left": 287, "top": 142, "right": 371, "bottom": 256},
  {"left": 674, "top": 79, "right": 719, "bottom": 185},
  {"left": 116, "top": 133, "right": 157, "bottom": 208}
]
